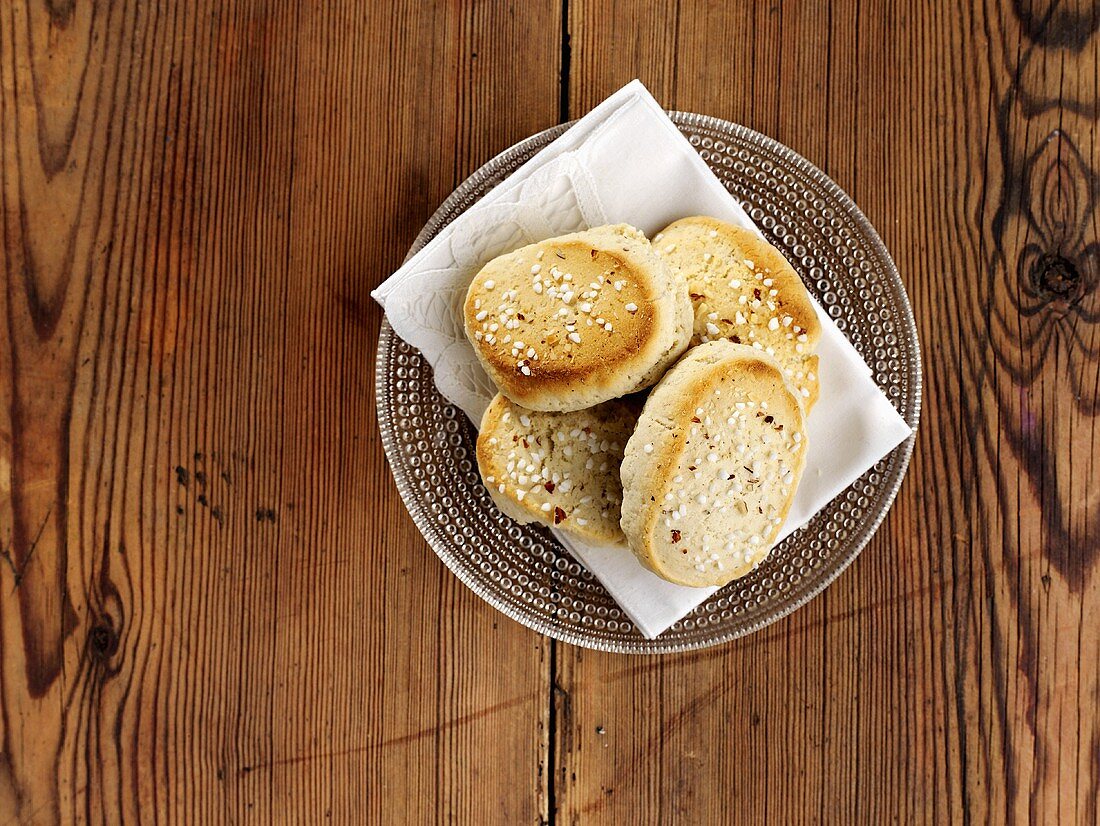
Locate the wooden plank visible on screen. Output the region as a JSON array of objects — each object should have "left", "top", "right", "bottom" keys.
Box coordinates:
[
  {"left": 4, "top": 0, "right": 1097, "bottom": 821},
  {"left": 555, "top": 0, "right": 1099, "bottom": 822},
  {"left": 0, "top": 0, "right": 558, "bottom": 821}
]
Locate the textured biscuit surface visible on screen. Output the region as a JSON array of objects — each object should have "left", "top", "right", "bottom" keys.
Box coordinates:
[
  {"left": 655, "top": 216, "right": 822, "bottom": 409},
  {"left": 477, "top": 394, "right": 638, "bottom": 543},
  {"left": 464, "top": 225, "right": 692, "bottom": 412},
  {"left": 620, "top": 340, "right": 808, "bottom": 587}
]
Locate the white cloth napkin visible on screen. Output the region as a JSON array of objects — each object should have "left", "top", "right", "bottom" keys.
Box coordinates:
[{"left": 372, "top": 80, "right": 913, "bottom": 639}]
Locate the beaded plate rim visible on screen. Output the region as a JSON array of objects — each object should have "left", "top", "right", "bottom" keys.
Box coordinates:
[{"left": 375, "top": 112, "right": 921, "bottom": 654}]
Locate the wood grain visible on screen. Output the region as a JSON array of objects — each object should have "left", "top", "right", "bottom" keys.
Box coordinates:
[
  {"left": 1, "top": 1, "right": 558, "bottom": 822},
  {"left": 1, "top": 0, "right": 1097, "bottom": 823},
  {"left": 556, "top": 0, "right": 1099, "bottom": 823}
]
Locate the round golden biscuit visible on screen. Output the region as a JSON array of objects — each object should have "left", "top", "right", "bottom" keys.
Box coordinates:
[{"left": 464, "top": 224, "right": 692, "bottom": 412}]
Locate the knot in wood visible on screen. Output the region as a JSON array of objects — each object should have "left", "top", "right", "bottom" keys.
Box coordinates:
[
  {"left": 88, "top": 624, "right": 118, "bottom": 661},
  {"left": 1030, "top": 253, "right": 1081, "bottom": 301}
]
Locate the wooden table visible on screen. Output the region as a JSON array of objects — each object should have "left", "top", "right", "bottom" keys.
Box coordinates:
[{"left": 1, "top": 1, "right": 1097, "bottom": 822}]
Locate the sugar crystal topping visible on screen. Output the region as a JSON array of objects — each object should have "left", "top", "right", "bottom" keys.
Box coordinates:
[
  {"left": 473, "top": 239, "right": 657, "bottom": 377},
  {"left": 651, "top": 376, "right": 803, "bottom": 579}
]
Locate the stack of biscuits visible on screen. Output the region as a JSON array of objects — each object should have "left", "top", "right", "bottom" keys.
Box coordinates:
[{"left": 465, "top": 219, "right": 821, "bottom": 588}]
